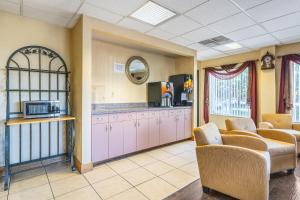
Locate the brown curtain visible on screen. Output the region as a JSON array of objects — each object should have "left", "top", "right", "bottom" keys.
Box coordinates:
[
  {"left": 278, "top": 54, "right": 300, "bottom": 113},
  {"left": 203, "top": 60, "right": 257, "bottom": 123}
]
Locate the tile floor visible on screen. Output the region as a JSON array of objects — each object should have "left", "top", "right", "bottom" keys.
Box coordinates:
[{"left": 1, "top": 140, "right": 199, "bottom": 200}]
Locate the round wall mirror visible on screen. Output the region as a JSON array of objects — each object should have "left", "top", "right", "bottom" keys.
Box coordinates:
[{"left": 125, "top": 56, "right": 149, "bottom": 85}]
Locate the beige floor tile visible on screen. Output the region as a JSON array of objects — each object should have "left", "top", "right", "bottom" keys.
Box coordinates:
[
  {"left": 136, "top": 177, "right": 177, "bottom": 200},
  {"left": 92, "top": 175, "right": 132, "bottom": 199},
  {"left": 9, "top": 175, "right": 48, "bottom": 194},
  {"left": 108, "top": 188, "right": 147, "bottom": 200},
  {"left": 177, "top": 151, "right": 197, "bottom": 162},
  {"left": 162, "top": 156, "right": 191, "bottom": 168},
  {"left": 50, "top": 175, "right": 89, "bottom": 197},
  {"left": 55, "top": 186, "right": 101, "bottom": 200},
  {"left": 143, "top": 161, "right": 174, "bottom": 176},
  {"left": 46, "top": 162, "right": 78, "bottom": 182},
  {"left": 146, "top": 149, "right": 173, "bottom": 160},
  {"left": 106, "top": 158, "right": 139, "bottom": 174},
  {"left": 84, "top": 164, "right": 117, "bottom": 184},
  {"left": 11, "top": 167, "right": 45, "bottom": 183},
  {"left": 0, "top": 197, "right": 7, "bottom": 200},
  {"left": 8, "top": 184, "right": 53, "bottom": 200},
  {"left": 128, "top": 153, "right": 157, "bottom": 166},
  {"left": 160, "top": 169, "right": 197, "bottom": 189},
  {"left": 160, "top": 144, "right": 188, "bottom": 155},
  {"left": 120, "top": 167, "right": 155, "bottom": 186},
  {"left": 179, "top": 162, "right": 200, "bottom": 178}
]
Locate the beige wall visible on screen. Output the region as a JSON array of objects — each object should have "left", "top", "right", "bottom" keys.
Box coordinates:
[
  {"left": 198, "top": 42, "right": 300, "bottom": 129},
  {"left": 92, "top": 40, "right": 176, "bottom": 103},
  {"left": 0, "top": 11, "right": 71, "bottom": 166}
]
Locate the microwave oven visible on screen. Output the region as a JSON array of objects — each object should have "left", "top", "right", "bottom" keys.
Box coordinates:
[{"left": 23, "top": 100, "right": 60, "bottom": 119}]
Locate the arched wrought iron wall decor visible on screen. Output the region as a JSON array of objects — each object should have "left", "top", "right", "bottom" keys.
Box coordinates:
[{"left": 4, "top": 46, "right": 74, "bottom": 190}]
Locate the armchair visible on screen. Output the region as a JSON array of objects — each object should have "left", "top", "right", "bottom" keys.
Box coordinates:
[
  {"left": 225, "top": 118, "right": 297, "bottom": 174},
  {"left": 261, "top": 113, "right": 300, "bottom": 153},
  {"left": 194, "top": 123, "right": 270, "bottom": 200}
]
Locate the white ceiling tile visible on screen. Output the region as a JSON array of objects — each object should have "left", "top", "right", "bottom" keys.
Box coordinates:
[
  {"left": 280, "top": 37, "right": 300, "bottom": 44},
  {"left": 185, "top": 0, "right": 240, "bottom": 25},
  {"left": 147, "top": 28, "right": 175, "bottom": 40},
  {"left": 86, "top": 0, "right": 147, "bottom": 16},
  {"left": 239, "top": 34, "right": 279, "bottom": 48},
  {"left": 158, "top": 15, "right": 201, "bottom": 35},
  {"left": 188, "top": 43, "right": 209, "bottom": 51},
  {"left": 226, "top": 47, "right": 251, "bottom": 55},
  {"left": 226, "top": 25, "right": 267, "bottom": 41},
  {"left": 23, "top": 6, "right": 69, "bottom": 27},
  {"left": 0, "top": 0, "right": 19, "bottom": 15},
  {"left": 23, "top": 0, "right": 82, "bottom": 14},
  {"left": 208, "top": 13, "right": 255, "bottom": 34},
  {"left": 79, "top": 3, "right": 123, "bottom": 24},
  {"left": 181, "top": 27, "right": 219, "bottom": 42},
  {"left": 197, "top": 49, "right": 226, "bottom": 60},
  {"left": 152, "top": 0, "right": 208, "bottom": 13},
  {"left": 261, "top": 12, "right": 300, "bottom": 32},
  {"left": 272, "top": 26, "right": 300, "bottom": 41},
  {"left": 213, "top": 43, "right": 243, "bottom": 51},
  {"left": 232, "top": 0, "right": 271, "bottom": 10},
  {"left": 118, "top": 17, "right": 153, "bottom": 33},
  {"left": 247, "top": 0, "right": 300, "bottom": 22},
  {"left": 169, "top": 37, "right": 193, "bottom": 46}
]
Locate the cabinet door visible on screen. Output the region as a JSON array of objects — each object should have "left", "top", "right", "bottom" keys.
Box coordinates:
[
  {"left": 123, "top": 120, "right": 137, "bottom": 154},
  {"left": 160, "top": 117, "right": 177, "bottom": 145},
  {"left": 184, "top": 110, "right": 192, "bottom": 138},
  {"left": 137, "top": 119, "right": 149, "bottom": 150},
  {"left": 92, "top": 123, "right": 109, "bottom": 163},
  {"left": 149, "top": 117, "right": 160, "bottom": 147},
  {"left": 176, "top": 115, "right": 185, "bottom": 141},
  {"left": 108, "top": 122, "right": 124, "bottom": 158}
]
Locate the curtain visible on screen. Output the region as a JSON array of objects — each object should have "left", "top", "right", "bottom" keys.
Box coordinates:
[
  {"left": 278, "top": 54, "right": 300, "bottom": 113},
  {"left": 203, "top": 60, "right": 257, "bottom": 123}
]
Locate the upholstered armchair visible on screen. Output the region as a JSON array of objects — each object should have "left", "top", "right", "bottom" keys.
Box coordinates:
[
  {"left": 194, "top": 123, "right": 270, "bottom": 200},
  {"left": 225, "top": 118, "right": 297, "bottom": 174},
  {"left": 260, "top": 113, "right": 300, "bottom": 153}
]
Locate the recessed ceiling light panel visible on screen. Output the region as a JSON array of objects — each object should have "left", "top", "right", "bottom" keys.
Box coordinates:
[{"left": 130, "top": 1, "right": 176, "bottom": 26}]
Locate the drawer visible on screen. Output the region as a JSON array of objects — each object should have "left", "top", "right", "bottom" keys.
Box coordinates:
[
  {"left": 159, "top": 110, "right": 169, "bottom": 117},
  {"left": 137, "top": 111, "right": 148, "bottom": 119},
  {"left": 168, "top": 109, "right": 177, "bottom": 117},
  {"left": 184, "top": 109, "right": 192, "bottom": 116},
  {"left": 124, "top": 112, "right": 137, "bottom": 121},
  {"left": 176, "top": 109, "right": 184, "bottom": 116},
  {"left": 92, "top": 115, "right": 108, "bottom": 124},
  {"left": 109, "top": 113, "right": 123, "bottom": 122},
  {"left": 149, "top": 111, "right": 159, "bottom": 118}
]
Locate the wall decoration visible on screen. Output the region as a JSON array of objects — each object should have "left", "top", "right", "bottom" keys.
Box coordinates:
[
  {"left": 125, "top": 56, "right": 149, "bottom": 84},
  {"left": 261, "top": 51, "right": 275, "bottom": 70}
]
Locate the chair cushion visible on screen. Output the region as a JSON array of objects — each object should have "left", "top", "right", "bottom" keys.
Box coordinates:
[
  {"left": 262, "top": 114, "right": 292, "bottom": 129},
  {"left": 194, "top": 123, "right": 223, "bottom": 146},
  {"left": 263, "top": 138, "right": 295, "bottom": 157},
  {"left": 225, "top": 118, "right": 257, "bottom": 133}
]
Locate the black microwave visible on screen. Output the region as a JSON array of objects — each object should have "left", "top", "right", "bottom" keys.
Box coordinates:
[{"left": 23, "top": 101, "right": 60, "bottom": 119}]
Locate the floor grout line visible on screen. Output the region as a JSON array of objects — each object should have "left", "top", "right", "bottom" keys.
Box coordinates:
[{"left": 43, "top": 164, "right": 56, "bottom": 200}]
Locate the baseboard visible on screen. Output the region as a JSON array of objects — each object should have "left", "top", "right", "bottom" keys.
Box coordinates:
[{"left": 74, "top": 156, "right": 93, "bottom": 174}]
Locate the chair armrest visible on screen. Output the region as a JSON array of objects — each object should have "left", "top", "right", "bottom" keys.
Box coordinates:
[
  {"left": 292, "top": 123, "right": 300, "bottom": 131},
  {"left": 222, "top": 135, "right": 268, "bottom": 151},
  {"left": 257, "top": 129, "right": 297, "bottom": 144},
  {"left": 226, "top": 130, "right": 262, "bottom": 138},
  {"left": 196, "top": 145, "right": 270, "bottom": 200},
  {"left": 259, "top": 122, "right": 274, "bottom": 129},
  {"left": 219, "top": 129, "right": 228, "bottom": 134}
]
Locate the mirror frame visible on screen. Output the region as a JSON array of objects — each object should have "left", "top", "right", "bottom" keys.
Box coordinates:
[{"left": 125, "top": 56, "right": 150, "bottom": 85}]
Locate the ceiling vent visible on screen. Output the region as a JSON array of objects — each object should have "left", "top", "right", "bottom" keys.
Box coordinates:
[{"left": 198, "top": 36, "right": 233, "bottom": 47}]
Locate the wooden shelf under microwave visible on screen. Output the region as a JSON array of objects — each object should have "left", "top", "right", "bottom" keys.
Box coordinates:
[{"left": 6, "top": 115, "right": 76, "bottom": 126}]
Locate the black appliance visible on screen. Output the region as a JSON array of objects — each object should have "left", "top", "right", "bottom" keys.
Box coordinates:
[
  {"left": 147, "top": 81, "right": 174, "bottom": 107},
  {"left": 23, "top": 100, "right": 60, "bottom": 118},
  {"left": 169, "top": 74, "right": 193, "bottom": 106}
]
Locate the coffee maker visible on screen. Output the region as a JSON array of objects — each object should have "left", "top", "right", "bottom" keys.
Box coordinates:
[
  {"left": 169, "top": 74, "right": 193, "bottom": 106},
  {"left": 147, "top": 82, "right": 174, "bottom": 107}
]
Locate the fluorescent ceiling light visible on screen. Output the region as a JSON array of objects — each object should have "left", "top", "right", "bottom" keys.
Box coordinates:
[
  {"left": 130, "top": 1, "right": 176, "bottom": 26},
  {"left": 224, "top": 42, "right": 242, "bottom": 49}
]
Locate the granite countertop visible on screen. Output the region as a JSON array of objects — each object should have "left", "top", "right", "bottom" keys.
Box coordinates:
[{"left": 91, "top": 104, "right": 192, "bottom": 115}]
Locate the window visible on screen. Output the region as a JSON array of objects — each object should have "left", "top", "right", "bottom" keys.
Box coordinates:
[
  {"left": 293, "top": 62, "right": 300, "bottom": 122},
  {"left": 209, "top": 68, "right": 250, "bottom": 117}
]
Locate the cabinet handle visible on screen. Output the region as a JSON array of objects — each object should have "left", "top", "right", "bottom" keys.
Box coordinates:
[
  {"left": 138, "top": 122, "right": 140, "bottom": 127},
  {"left": 134, "top": 122, "right": 137, "bottom": 127},
  {"left": 105, "top": 124, "right": 108, "bottom": 132},
  {"left": 110, "top": 124, "right": 112, "bottom": 131}
]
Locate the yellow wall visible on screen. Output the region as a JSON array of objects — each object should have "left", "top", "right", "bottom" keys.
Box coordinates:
[
  {"left": 198, "top": 42, "right": 300, "bottom": 128},
  {"left": 92, "top": 40, "right": 176, "bottom": 103},
  {"left": 0, "top": 11, "right": 71, "bottom": 166}
]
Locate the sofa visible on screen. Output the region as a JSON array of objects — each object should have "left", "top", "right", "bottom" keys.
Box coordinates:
[
  {"left": 194, "top": 123, "right": 270, "bottom": 200},
  {"left": 261, "top": 113, "right": 300, "bottom": 153},
  {"left": 225, "top": 118, "right": 297, "bottom": 174}
]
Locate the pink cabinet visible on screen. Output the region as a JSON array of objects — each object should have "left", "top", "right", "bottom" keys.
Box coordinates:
[
  {"left": 91, "top": 123, "right": 109, "bottom": 163},
  {"left": 108, "top": 121, "right": 124, "bottom": 158},
  {"left": 159, "top": 111, "right": 177, "bottom": 145},
  {"left": 176, "top": 115, "right": 185, "bottom": 141},
  {"left": 184, "top": 109, "right": 192, "bottom": 139},
  {"left": 123, "top": 120, "right": 137, "bottom": 154},
  {"left": 149, "top": 117, "right": 159, "bottom": 147},
  {"left": 137, "top": 118, "right": 149, "bottom": 150}
]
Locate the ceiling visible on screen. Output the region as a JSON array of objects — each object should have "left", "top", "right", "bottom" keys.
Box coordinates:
[{"left": 1, "top": 0, "right": 300, "bottom": 60}]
